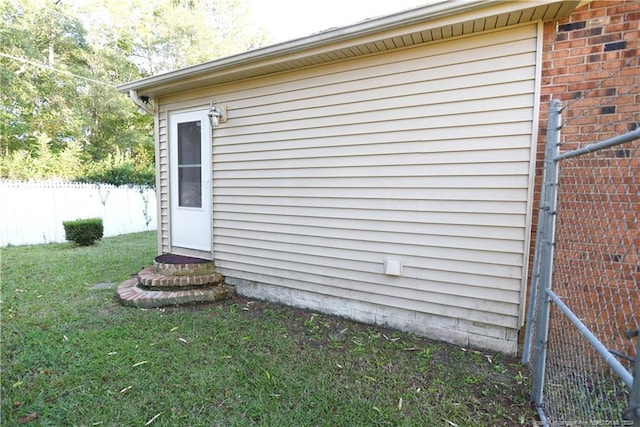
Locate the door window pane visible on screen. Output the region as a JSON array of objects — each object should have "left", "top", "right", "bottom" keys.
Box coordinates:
[
  {"left": 177, "top": 121, "right": 202, "bottom": 208},
  {"left": 178, "top": 167, "right": 201, "bottom": 207},
  {"left": 178, "top": 121, "right": 201, "bottom": 165}
]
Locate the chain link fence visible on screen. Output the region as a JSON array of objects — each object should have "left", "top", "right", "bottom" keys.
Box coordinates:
[{"left": 523, "top": 98, "right": 639, "bottom": 426}]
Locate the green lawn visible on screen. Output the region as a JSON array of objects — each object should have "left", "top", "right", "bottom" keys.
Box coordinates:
[{"left": 1, "top": 232, "right": 535, "bottom": 426}]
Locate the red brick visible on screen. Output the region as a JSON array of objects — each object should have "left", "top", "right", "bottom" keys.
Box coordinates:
[
  {"left": 604, "top": 50, "right": 624, "bottom": 61},
  {"left": 553, "top": 74, "right": 585, "bottom": 84},
  {"left": 566, "top": 81, "right": 598, "bottom": 92},
  {"left": 589, "top": 34, "right": 622, "bottom": 45},
  {"left": 608, "top": 14, "right": 624, "bottom": 25},
  {"left": 569, "top": 45, "right": 604, "bottom": 56},
  {"left": 546, "top": 49, "right": 570, "bottom": 60},
  {"left": 555, "top": 39, "right": 582, "bottom": 50},
  {"left": 606, "top": 21, "right": 637, "bottom": 32},
  {"left": 602, "top": 59, "right": 633, "bottom": 70},
  {"left": 570, "top": 97, "right": 602, "bottom": 108},
  {"left": 601, "top": 76, "right": 636, "bottom": 87},
  {"left": 585, "top": 62, "right": 605, "bottom": 72},
  {"left": 629, "top": 35, "right": 640, "bottom": 46},
  {"left": 572, "top": 28, "right": 604, "bottom": 39},
  {"left": 551, "top": 58, "right": 569, "bottom": 69},
  {"left": 561, "top": 122, "right": 586, "bottom": 133},
  {"left": 596, "top": 110, "right": 623, "bottom": 122},
  {"left": 566, "top": 56, "right": 586, "bottom": 66},
  {"left": 543, "top": 26, "right": 556, "bottom": 43},
  {"left": 627, "top": 12, "right": 640, "bottom": 21},
  {"left": 579, "top": 125, "right": 598, "bottom": 134},
  {"left": 608, "top": 2, "right": 640, "bottom": 15},
  {"left": 571, "top": 115, "right": 601, "bottom": 127},
  {"left": 549, "top": 92, "right": 577, "bottom": 102},
  {"left": 572, "top": 7, "right": 606, "bottom": 21},
  {"left": 623, "top": 29, "right": 640, "bottom": 40},
  {"left": 540, "top": 86, "right": 556, "bottom": 96},
  {"left": 546, "top": 66, "right": 568, "bottom": 76},
  {"left": 618, "top": 103, "right": 640, "bottom": 113}
]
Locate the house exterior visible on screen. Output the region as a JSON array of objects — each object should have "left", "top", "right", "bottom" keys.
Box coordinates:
[{"left": 118, "top": 0, "right": 608, "bottom": 355}]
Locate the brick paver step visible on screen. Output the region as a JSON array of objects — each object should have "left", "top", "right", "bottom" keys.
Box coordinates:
[
  {"left": 116, "top": 277, "right": 234, "bottom": 308},
  {"left": 137, "top": 266, "right": 223, "bottom": 289},
  {"left": 153, "top": 259, "right": 216, "bottom": 277}
]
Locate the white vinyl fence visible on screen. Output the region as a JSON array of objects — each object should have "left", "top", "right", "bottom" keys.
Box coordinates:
[{"left": 0, "top": 180, "right": 157, "bottom": 247}]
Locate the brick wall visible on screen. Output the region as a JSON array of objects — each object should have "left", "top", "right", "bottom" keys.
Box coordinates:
[
  {"left": 540, "top": 0, "right": 639, "bottom": 142},
  {"left": 527, "top": 0, "right": 640, "bottom": 356}
]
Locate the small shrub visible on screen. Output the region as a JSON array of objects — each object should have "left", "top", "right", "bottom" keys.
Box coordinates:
[{"left": 63, "top": 218, "right": 104, "bottom": 246}]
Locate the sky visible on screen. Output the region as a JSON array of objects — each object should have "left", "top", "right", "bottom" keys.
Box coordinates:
[{"left": 247, "top": 0, "right": 436, "bottom": 43}]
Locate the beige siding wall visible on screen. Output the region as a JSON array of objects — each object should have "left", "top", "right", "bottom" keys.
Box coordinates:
[
  {"left": 156, "top": 110, "right": 170, "bottom": 253},
  {"left": 158, "top": 23, "right": 540, "bottom": 354}
]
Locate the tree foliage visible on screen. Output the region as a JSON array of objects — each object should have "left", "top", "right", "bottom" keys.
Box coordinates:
[
  {"left": 0, "top": 0, "right": 90, "bottom": 156},
  {"left": 0, "top": 0, "right": 268, "bottom": 184},
  {"left": 0, "top": 132, "right": 84, "bottom": 180},
  {"left": 75, "top": 0, "right": 269, "bottom": 76},
  {"left": 81, "top": 157, "right": 156, "bottom": 188}
]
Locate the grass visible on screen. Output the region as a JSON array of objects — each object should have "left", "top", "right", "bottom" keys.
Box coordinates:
[{"left": 1, "top": 231, "right": 536, "bottom": 426}]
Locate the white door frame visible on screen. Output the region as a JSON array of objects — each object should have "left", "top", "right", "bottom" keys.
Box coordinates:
[{"left": 169, "top": 109, "right": 212, "bottom": 254}]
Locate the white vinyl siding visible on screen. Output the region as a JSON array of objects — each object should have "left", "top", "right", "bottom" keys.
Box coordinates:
[{"left": 158, "top": 23, "right": 540, "bottom": 353}]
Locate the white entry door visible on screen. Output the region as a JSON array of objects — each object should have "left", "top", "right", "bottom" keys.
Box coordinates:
[{"left": 169, "top": 109, "right": 212, "bottom": 252}]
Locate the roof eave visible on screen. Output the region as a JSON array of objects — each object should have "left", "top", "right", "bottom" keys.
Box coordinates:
[
  {"left": 118, "top": 0, "right": 586, "bottom": 98},
  {"left": 116, "top": 0, "right": 497, "bottom": 95}
]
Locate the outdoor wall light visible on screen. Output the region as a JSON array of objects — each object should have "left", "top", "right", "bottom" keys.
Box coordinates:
[{"left": 208, "top": 100, "right": 226, "bottom": 128}]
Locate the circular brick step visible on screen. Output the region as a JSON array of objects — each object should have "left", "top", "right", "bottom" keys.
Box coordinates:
[
  {"left": 116, "top": 277, "right": 234, "bottom": 308},
  {"left": 137, "top": 266, "right": 223, "bottom": 289},
  {"left": 153, "top": 258, "right": 216, "bottom": 277}
]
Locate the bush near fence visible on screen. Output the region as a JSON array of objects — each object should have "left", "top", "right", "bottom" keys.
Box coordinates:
[{"left": 0, "top": 180, "right": 157, "bottom": 247}]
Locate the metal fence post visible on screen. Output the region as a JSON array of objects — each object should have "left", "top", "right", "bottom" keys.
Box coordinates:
[
  {"left": 522, "top": 137, "right": 550, "bottom": 365},
  {"left": 530, "top": 99, "right": 562, "bottom": 413},
  {"left": 630, "top": 331, "right": 640, "bottom": 426}
]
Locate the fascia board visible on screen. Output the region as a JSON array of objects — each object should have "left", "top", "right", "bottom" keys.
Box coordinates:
[{"left": 117, "top": 0, "right": 581, "bottom": 97}]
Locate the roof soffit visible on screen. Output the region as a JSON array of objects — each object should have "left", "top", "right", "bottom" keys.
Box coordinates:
[{"left": 120, "top": 0, "right": 585, "bottom": 98}]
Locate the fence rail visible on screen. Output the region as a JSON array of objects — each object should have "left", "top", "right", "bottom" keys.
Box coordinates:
[
  {"left": 0, "top": 180, "right": 157, "bottom": 247},
  {"left": 523, "top": 100, "right": 639, "bottom": 426}
]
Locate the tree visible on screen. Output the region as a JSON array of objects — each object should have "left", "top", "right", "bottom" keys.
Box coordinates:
[
  {"left": 0, "top": 0, "right": 89, "bottom": 156},
  {"left": 0, "top": 0, "right": 269, "bottom": 181},
  {"left": 69, "top": 0, "right": 270, "bottom": 76}
]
